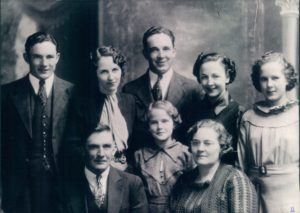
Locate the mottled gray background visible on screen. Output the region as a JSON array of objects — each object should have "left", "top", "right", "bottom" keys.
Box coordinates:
[{"left": 0, "top": 0, "right": 296, "bottom": 108}]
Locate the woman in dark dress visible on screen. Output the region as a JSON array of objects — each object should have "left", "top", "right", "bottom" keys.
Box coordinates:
[
  {"left": 65, "top": 46, "right": 135, "bottom": 171},
  {"left": 170, "top": 119, "right": 257, "bottom": 213},
  {"left": 190, "top": 52, "right": 244, "bottom": 165}
]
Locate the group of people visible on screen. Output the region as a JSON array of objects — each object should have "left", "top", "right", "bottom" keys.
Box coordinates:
[{"left": 1, "top": 25, "right": 298, "bottom": 213}]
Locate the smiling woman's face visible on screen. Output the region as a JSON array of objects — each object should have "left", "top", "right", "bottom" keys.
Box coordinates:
[
  {"left": 190, "top": 127, "right": 221, "bottom": 167},
  {"left": 96, "top": 56, "right": 122, "bottom": 95}
]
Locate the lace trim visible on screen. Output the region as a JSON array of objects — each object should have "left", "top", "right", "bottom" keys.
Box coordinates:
[{"left": 254, "top": 100, "right": 298, "bottom": 115}]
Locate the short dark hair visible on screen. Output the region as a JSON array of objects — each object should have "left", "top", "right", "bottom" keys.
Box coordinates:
[
  {"left": 86, "top": 123, "right": 112, "bottom": 144},
  {"left": 142, "top": 26, "right": 175, "bottom": 50},
  {"left": 90, "top": 46, "right": 127, "bottom": 76},
  {"left": 146, "top": 100, "right": 182, "bottom": 129},
  {"left": 25, "top": 32, "right": 58, "bottom": 54},
  {"left": 187, "top": 119, "right": 232, "bottom": 158},
  {"left": 251, "top": 51, "right": 297, "bottom": 92},
  {"left": 193, "top": 52, "right": 236, "bottom": 84}
]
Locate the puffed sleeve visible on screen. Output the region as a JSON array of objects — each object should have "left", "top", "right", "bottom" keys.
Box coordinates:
[
  {"left": 237, "top": 115, "right": 249, "bottom": 172},
  {"left": 226, "top": 170, "right": 258, "bottom": 213}
]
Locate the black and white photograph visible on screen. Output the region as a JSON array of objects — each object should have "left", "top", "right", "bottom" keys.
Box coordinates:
[{"left": 1, "top": 0, "right": 299, "bottom": 212}]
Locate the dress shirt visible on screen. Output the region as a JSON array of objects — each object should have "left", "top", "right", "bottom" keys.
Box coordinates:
[
  {"left": 149, "top": 69, "right": 174, "bottom": 100},
  {"left": 29, "top": 73, "right": 54, "bottom": 97},
  {"left": 85, "top": 166, "right": 110, "bottom": 195}
]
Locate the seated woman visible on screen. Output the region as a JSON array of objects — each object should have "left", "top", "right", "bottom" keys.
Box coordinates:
[
  {"left": 170, "top": 119, "right": 257, "bottom": 213},
  {"left": 238, "top": 52, "right": 299, "bottom": 212},
  {"left": 65, "top": 46, "right": 135, "bottom": 171},
  {"left": 134, "top": 101, "right": 194, "bottom": 213},
  {"left": 190, "top": 53, "right": 244, "bottom": 165}
]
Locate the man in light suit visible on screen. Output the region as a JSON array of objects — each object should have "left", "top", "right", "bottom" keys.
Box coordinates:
[
  {"left": 123, "top": 26, "right": 203, "bottom": 151},
  {"left": 65, "top": 125, "right": 148, "bottom": 213},
  {"left": 1, "top": 32, "right": 74, "bottom": 213}
]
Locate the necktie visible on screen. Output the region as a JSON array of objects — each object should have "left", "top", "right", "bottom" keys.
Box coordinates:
[
  {"left": 94, "top": 174, "right": 105, "bottom": 207},
  {"left": 152, "top": 74, "right": 163, "bottom": 101},
  {"left": 38, "top": 80, "right": 47, "bottom": 106}
]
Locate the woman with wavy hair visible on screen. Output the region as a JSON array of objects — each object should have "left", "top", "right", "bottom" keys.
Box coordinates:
[
  {"left": 238, "top": 52, "right": 299, "bottom": 212},
  {"left": 190, "top": 52, "right": 244, "bottom": 165},
  {"left": 65, "top": 46, "right": 136, "bottom": 171},
  {"left": 170, "top": 119, "right": 257, "bottom": 212}
]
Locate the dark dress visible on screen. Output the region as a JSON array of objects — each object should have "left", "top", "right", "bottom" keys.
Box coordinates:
[{"left": 188, "top": 95, "right": 244, "bottom": 165}]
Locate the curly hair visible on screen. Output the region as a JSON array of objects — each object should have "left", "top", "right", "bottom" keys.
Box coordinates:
[
  {"left": 89, "top": 46, "right": 127, "bottom": 76},
  {"left": 146, "top": 100, "right": 182, "bottom": 129},
  {"left": 251, "top": 51, "right": 297, "bottom": 92},
  {"left": 193, "top": 52, "right": 236, "bottom": 85},
  {"left": 187, "top": 119, "right": 233, "bottom": 158}
]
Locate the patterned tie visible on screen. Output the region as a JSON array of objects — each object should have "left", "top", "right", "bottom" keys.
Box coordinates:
[
  {"left": 38, "top": 80, "right": 47, "bottom": 106},
  {"left": 152, "top": 74, "right": 163, "bottom": 101},
  {"left": 94, "top": 174, "right": 105, "bottom": 207}
]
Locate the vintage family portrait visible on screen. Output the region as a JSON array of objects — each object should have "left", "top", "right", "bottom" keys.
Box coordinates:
[{"left": 0, "top": 0, "right": 299, "bottom": 212}]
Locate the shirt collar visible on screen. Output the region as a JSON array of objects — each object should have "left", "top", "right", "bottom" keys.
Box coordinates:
[
  {"left": 29, "top": 73, "right": 54, "bottom": 97},
  {"left": 143, "top": 140, "right": 181, "bottom": 163},
  {"left": 84, "top": 166, "right": 110, "bottom": 188},
  {"left": 149, "top": 69, "right": 174, "bottom": 86}
]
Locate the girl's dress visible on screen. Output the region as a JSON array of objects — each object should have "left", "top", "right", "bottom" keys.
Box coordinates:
[
  {"left": 238, "top": 100, "right": 299, "bottom": 212},
  {"left": 134, "top": 140, "right": 194, "bottom": 213}
]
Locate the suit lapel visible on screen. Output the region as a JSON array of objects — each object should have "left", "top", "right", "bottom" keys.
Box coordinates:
[
  {"left": 107, "top": 167, "right": 123, "bottom": 213},
  {"left": 166, "top": 72, "right": 185, "bottom": 106},
  {"left": 51, "top": 76, "right": 72, "bottom": 157},
  {"left": 11, "top": 76, "right": 32, "bottom": 137},
  {"left": 69, "top": 172, "right": 88, "bottom": 213},
  {"left": 135, "top": 73, "right": 153, "bottom": 107}
]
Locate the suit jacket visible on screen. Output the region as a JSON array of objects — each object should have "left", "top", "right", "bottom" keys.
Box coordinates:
[
  {"left": 66, "top": 166, "right": 148, "bottom": 213},
  {"left": 62, "top": 89, "right": 136, "bottom": 174},
  {"left": 123, "top": 71, "right": 203, "bottom": 148},
  {"left": 1, "top": 74, "right": 74, "bottom": 212}
]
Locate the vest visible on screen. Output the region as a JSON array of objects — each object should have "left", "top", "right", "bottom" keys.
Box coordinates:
[{"left": 86, "top": 186, "right": 108, "bottom": 213}]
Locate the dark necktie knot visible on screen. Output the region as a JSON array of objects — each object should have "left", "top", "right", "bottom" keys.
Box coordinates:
[
  {"left": 39, "top": 79, "right": 45, "bottom": 86},
  {"left": 152, "top": 74, "right": 163, "bottom": 101}
]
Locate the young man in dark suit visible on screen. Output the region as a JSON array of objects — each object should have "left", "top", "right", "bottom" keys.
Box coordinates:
[
  {"left": 65, "top": 125, "right": 148, "bottom": 213},
  {"left": 123, "top": 26, "right": 203, "bottom": 151},
  {"left": 1, "top": 32, "right": 74, "bottom": 213}
]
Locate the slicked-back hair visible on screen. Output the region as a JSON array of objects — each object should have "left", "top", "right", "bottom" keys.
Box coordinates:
[
  {"left": 143, "top": 26, "right": 175, "bottom": 50},
  {"left": 25, "top": 32, "right": 58, "bottom": 54},
  {"left": 86, "top": 123, "right": 112, "bottom": 144}
]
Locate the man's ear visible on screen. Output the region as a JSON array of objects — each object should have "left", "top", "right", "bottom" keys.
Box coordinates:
[
  {"left": 55, "top": 52, "right": 60, "bottom": 63},
  {"left": 143, "top": 49, "right": 149, "bottom": 60},
  {"left": 23, "top": 53, "right": 29, "bottom": 64}
]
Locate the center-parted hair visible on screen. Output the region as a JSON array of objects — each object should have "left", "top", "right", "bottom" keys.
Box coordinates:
[
  {"left": 188, "top": 119, "right": 233, "bottom": 157},
  {"left": 251, "top": 51, "right": 297, "bottom": 92},
  {"left": 25, "top": 32, "right": 58, "bottom": 54},
  {"left": 142, "top": 26, "right": 175, "bottom": 50},
  {"left": 90, "top": 46, "right": 127, "bottom": 76},
  {"left": 193, "top": 52, "right": 236, "bottom": 84},
  {"left": 146, "top": 100, "right": 182, "bottom": 129}
]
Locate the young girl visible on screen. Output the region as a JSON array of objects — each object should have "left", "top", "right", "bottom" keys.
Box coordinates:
[
  {"left": 238, "top": 52, "right": 299, "bottom": 212},
  {"left": 134, "top": 101, "right": 194, "bottom": 213}
]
